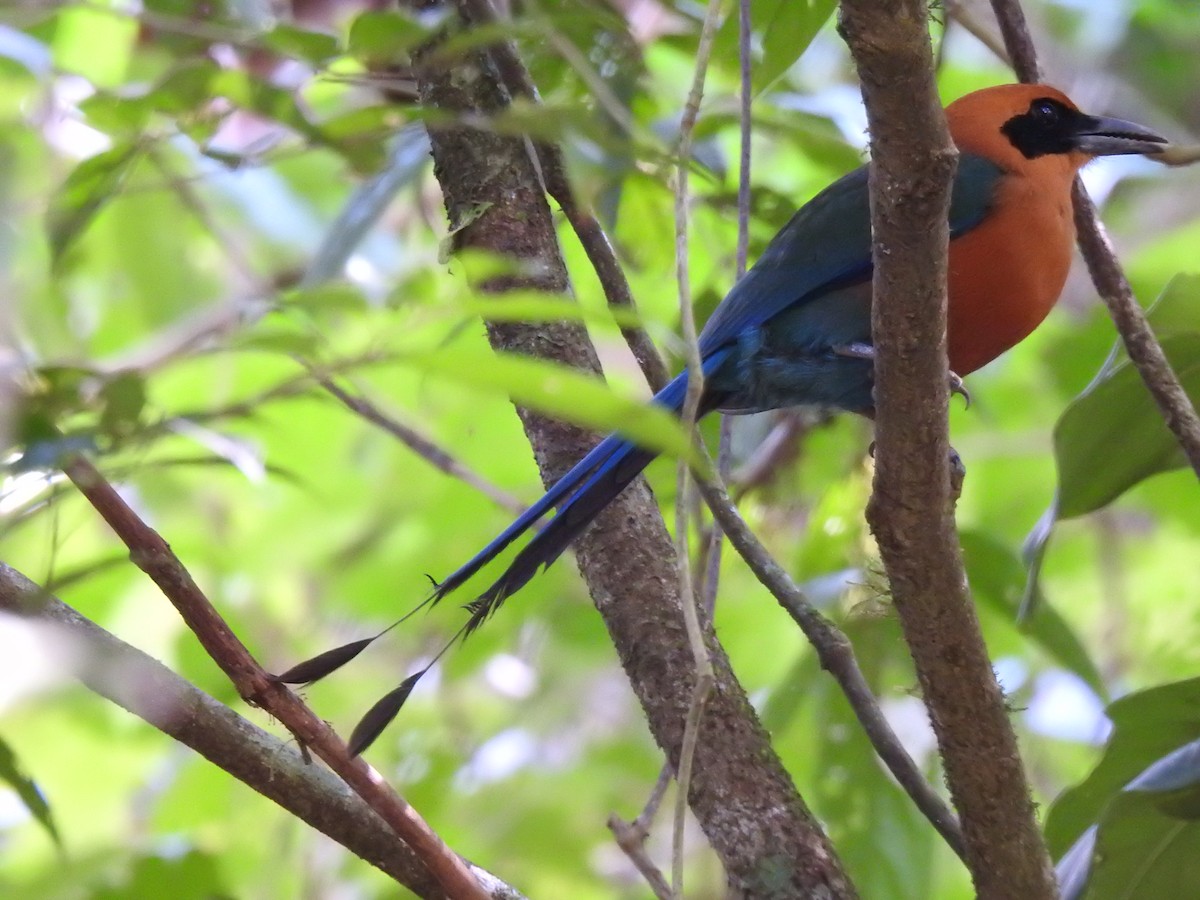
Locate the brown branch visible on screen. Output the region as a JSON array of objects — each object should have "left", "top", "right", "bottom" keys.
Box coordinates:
[
  {"left": 838, "top": 1, "right": 1056, "bottom": 897},
  {"left": 410, "top": 19, "right": 855, "bottom": 898},
  {"left": 944, "top": 0, "right": 1012, "bottom": 66},
  {"left": 607, "top": 809, "right": 673, "bottom": 900},
  {"left": 1070, "top": 186, "right": 1200, "bottom": 472},
  {"left": 58, "top": 454, "right": 491, "bottom": 900},
  {"left": 0, "top": 564, "right": 522, "bottom": 900},
  {"left": 988, "top": 0, "right": 1041, "bottom": 80},
  {"left": 452, "top": 0, "right": 671, "bottom": 393},
  {"left": 987, "top": 0, "right": 1200, "bottom": 484}
]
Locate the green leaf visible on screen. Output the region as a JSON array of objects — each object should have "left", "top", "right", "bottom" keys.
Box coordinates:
[
  {"left": 232, "top": 328, "right": 322, "bottom": 357},
  {"left": 319, "top": 105, "right": 407, "bottom": 143},
  {"left": 1053, "top": 332, "right": 1200, "bottom": 519},
  {"left": 714, "top": 0, "right": 838, "bottom": 95},
  {"left": 47, "top": 142, "right": 143, "bottom": 267},
  {"left": 1134, "top": 739, "right": 1200, "bottom": 819},
  {"left": 0, "top": 735, "right": 60, "bottom": 847},
  {"left": 92, "top": 849, "right": 227, "bottom": 899},
  {"left": 1045, "top": 678, "right": 1200, "bottom": 857},
  {"left": 200, "top": 65, "right": 387, "bottom": 171},
  {"left": 1021, "top": 276, "right": 1200, "bottom": 616},
  {"left": 347, "top": 10, "right": 431, "bottom": 66},
  {"left": 758, "top": 0, "right": 838, "bottom": 93},
  {"left": 280, "top": 283, "right": 371, "bottom": 316},
  {"left": 147, "top": 59, "right": 221, "bottom": 115},
  {"left": 1140, "top": 273, "right": 1200, "bottom": 339},
  {"left": 260, "top": 24, "right": 340, "bottom": 64},
  {"left": 209, "top": 69, "right": 323, "bottom": 142},
  {"left": 97, "top": 371, "right": 147, "bottom": 442},
  {"left": 1085, "top": 792, "right": 1200, "bottom": 899},
  {"left": 960, "top": 530, "right": 1107, "bottom": 699},
  {"left": 78, "top": 90, "right": 153, "bottom": 134},
  {"left": 459, "top": 294, "right": 649, "bottom": 332},
  {"left": 50, "top": 4, "right": 137, "bottom": 88},
  {"left": 1061, "top": 741, "right": 1200, "bottom": 898},
  {"left": 1053, "top": 276, "right": 1200, "bottom": 519},
  {"left": 399, "top": 344, "right": 699, "bottom": 466}
]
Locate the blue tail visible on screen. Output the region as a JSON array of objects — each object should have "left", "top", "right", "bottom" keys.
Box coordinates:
[{"left": 435, "top": 356, "right": 719, "bottom": 630}]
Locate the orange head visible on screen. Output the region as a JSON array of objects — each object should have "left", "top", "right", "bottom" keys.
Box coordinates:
[
  {"left": 946, "top": 83, "right": 1166, "bottom": 177},
  {"left": 942, "top": 85, "right": 1165, "bottom": 375}
]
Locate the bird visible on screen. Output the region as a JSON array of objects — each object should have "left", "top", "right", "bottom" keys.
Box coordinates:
[{"left": 276, "top": 84, "right": 1167, "bottom": 754}]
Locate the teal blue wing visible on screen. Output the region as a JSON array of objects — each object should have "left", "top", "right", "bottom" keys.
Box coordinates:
[{"left": 697, "top": 153, "right": 1005, "bottom": 357}]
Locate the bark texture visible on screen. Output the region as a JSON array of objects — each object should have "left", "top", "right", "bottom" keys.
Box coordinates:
[
  {"left": 838, "top": 2, "right": 1056, "bottom": 897},
  {"left": 412, "top": 27, "right": 855, "bottom": 899}
]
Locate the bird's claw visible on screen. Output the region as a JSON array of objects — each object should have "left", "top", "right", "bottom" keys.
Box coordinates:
[
  {"left": 948, "top": 370, "right": 971, "bottom": 409},
  {"left": 833, "top": 341, "right": 875, "bottom": 361},
  {"left": 833, "top": 343, "right": 971, "bottom": 409}
]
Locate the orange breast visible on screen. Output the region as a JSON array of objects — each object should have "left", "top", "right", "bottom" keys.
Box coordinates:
[{"left": 946, "top": 157, "right": 1080, "bottom": 375}]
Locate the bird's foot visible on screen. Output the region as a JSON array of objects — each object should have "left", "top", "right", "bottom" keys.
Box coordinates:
[
  {"left": 948, "top": 446, "right": 966, "bottom": 501},
  {"left": 867, "top": 442, "right": 966, "bottom": 501},
  {"left": 832, "top": 343, "right": 971, "bottom": 408},
  {"left": 833, "top": 341, "right": 875, "bottom": 361}
]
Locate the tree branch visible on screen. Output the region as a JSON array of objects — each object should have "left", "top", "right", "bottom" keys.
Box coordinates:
[
  {"left": 0, "top": 564, "right": 522, "bottom": 900},
  {"left": 58, "top": 455, "right": 491, "bottom": 900},
  {"left": 452, "top": 0, "right": 671, "bottom": 393},
  {"left": 318, "top": 375, "right": 528, "bottom": 517},
  {"left": 989, "top": 0, "right": 1200, "bottom": 478},
  {"left": 838, "top": 1, "right": 1056, "bottom": 896},
  {"left": 410, "top": 17, "right": 855, "bottom": 897}
]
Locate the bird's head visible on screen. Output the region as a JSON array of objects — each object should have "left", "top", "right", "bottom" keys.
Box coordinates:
[{"left": 946, "top": 84, "right": 1167, "bottom": 174}]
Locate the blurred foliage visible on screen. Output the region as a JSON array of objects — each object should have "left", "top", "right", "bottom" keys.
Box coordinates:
[{"left": 0, "top": 1, "right": 1199, "bottom": 898}]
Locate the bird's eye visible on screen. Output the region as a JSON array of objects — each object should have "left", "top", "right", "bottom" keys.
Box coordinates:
[{"left": 1032, "top": 99, "right": 1060, "bottom": 122}]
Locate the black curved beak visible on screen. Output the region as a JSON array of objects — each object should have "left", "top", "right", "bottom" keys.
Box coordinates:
[{"left": 1073, "top": 114, "right": 1169, "bottom": 157}]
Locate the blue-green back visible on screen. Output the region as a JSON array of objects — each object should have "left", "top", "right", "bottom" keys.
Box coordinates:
[{"left": 697, "top": 153, "right": 1005, "bottom": 357}]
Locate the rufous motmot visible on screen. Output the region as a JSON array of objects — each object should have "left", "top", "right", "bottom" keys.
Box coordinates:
[{"left": 278, "top": 84, "right": 1167, "bottom": 755}]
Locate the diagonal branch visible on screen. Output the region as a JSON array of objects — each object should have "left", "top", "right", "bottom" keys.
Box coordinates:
[
  {"left": 58, "top": 454, "right": 491, "bottom": 900},
  {"left": 989, "top": 0, "right": 1200, "bottom": 478},
  {"left": 0, "top": 563, "right": 522, "bottom": 900},
  {"left": 318, "top": 376, "right": 528, "bottom": 516},
  {"left": 695, "top": 473, "right": 966, "bottom": 859}
]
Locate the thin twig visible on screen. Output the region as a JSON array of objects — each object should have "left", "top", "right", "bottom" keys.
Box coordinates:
[
  {"left": 148, "top": 146, "right": 266, "bottom": 293},
  {"left": 699, "top": 0, "right": 753, "bottom": 617},
  {"left": 542, "top": 28, "right": 637, "bottom": 136},
  {"left": 729, "top": 412, "right": 815, "bottom": 496},
  {"left": 607, "top": 807, "right": 673, "bottom": 900},
  {"left": 945, "top": 0, "right": 1012, "bottom": 66},
  {"left": 318, "top": 376, "right": 528, "bottom": 516},
  {"left": 1070, "top": 187, "right": 1200, "bottom": 474},
  {"left": 59, "top": 455, "right": 490, "bottom": 900},
  {"left": 987, "top": 0, "right": 1200, "bottom": 491},
  {"left": 988, "top": 0, "right": 1041, "bottom": 79},
  {"left": 608, "top": 731, "right": 675, "bottom": 893},
  {"left": 668, "top": 1, "right": 725, "bottom": 894}
]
